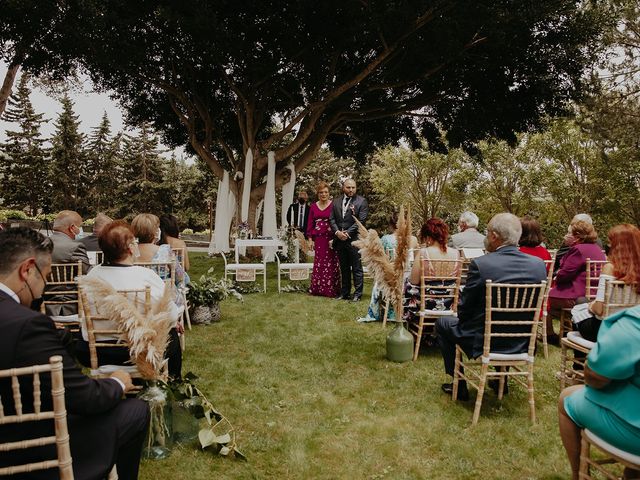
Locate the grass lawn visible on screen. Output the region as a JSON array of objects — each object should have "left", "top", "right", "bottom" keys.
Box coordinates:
[{"left": 140, "top": 252, "right": 571, "bottom": 479}]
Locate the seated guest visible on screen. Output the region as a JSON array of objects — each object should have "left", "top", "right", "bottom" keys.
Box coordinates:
[
  {"left": 404, "top": 218, "right": 460, "bottom": 329},
  {"left": 518, "top": 217, "right": 552, "bottom": 265},
  {"left": 159, "top": 213, "right": 190, "bottom": 272},
  {"left": 81, "top": 221, "right": 183, "bottom": 379},
  {"left": 554, "top": 213, "right": 603, "bottom": 274},
  {"left": 436, "top": 213, "right": 547, "bottom": 400},
  {"left": 449, "top": 211, "right": 486, "bottom": 249},
  {"left": 45, "top": 210, "right": 91, "bottom": 316},
  {"left": 572, "top": 224, "right": 640, "bottom": 342},
  {"left": 547, "top": 220, "right": 607, "bottom": 345},
  {"left": 558, "top": 305, "right": 640, "bottom": 480},
  {"left": 80, "top": 212, "right": 113, "bottom": 252},
  {"left": 132, "top": 213, "right": 185, "bottom": 286},
  {"left": 0, "top": 227, "right": 149, "bottom": 480}
]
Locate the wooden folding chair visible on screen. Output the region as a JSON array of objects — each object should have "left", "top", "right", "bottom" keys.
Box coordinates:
[
  {"left": 538, "top": 255, "right": 556, "bottom": 359},
  {"left": 560, "top": 280, "right": 640, "bottom": 389},
  {"left": 221, "top": 253, "right": 267, "bottom": 292},
  {"left": 0, "top": 355, "right": 74, "bottom": 479},
  {"left": 79, "top": 287, "right": 152, "bottom": 378},
  {"left": 559, "top": 258, "right": 607, "bottom": 338},
  {"left": 452, "top": 280, "right": 546, "bottom": 425},
  {"left": 579, "top": 429, "right": 640, "bottom": 479},
  {"left": 41, "top": 261, "right": 83, "bottom": 332},
  {"left": 407, "top": 258, "right": 462, "bottom": 360}
]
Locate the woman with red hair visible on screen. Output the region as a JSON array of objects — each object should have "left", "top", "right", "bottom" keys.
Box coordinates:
[
  {"left": 404, "top": 218, "right": 460, "bottom": 331},
  {"left": 573, "top": 223, "right": 640, "bottom": 341}
]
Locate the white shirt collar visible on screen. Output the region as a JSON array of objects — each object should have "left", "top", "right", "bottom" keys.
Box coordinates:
[{"left": 0, "top": 282, "right": 20, "bottom": 303}]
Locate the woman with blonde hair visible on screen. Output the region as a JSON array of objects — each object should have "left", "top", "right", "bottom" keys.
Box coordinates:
[{"left": 306, "top": 181, "right": 340, "bottom": 297}]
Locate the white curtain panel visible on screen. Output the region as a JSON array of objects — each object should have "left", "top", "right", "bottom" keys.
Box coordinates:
[{"left": 240, "top": 148, "right": 253, "bottom": 223}]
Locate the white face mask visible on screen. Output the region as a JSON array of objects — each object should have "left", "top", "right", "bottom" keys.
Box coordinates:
[
  {"left": 155, "top": 228, "right": 162, "bottom": 244},
  {"left": 74, "top": 226, "right": 85, "bottom": 240}
]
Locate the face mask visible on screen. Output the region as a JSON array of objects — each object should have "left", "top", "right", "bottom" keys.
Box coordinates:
[
  {"left": 131, "top": 239, "right": 141, "bottom": 258},
  {"left": 74, "top": 226, "right": 85, "bottom": 240},
  {"left": 298, "top": 197, "right": 306, "bottom": 204},
  {"left": 155, "top": 228, "right": 162, "bottom": 244}
]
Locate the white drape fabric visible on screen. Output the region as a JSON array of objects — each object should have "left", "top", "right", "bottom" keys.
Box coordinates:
[
  {"left": 210, "top": 170, "right": 235, "bottom": 253},
  {"left": 262, "top": 151, "right": 278, "bottom": 261},
  {"left": 240, "top": 148, "right": 253, "bottom": 223},
  {"left": 281, "top": 161, "right": 296, "bottom": 228}
]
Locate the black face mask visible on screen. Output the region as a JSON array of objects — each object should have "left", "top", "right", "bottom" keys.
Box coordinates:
[{"left": 298, "top": 197, "right": 306, "bottom": 204}]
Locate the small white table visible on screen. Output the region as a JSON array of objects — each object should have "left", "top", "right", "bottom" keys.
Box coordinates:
[{"left": 234, "top": 238, "right": 297, "bottom": 263}]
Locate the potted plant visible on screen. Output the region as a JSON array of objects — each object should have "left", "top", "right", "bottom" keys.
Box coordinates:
[{"left": 187, "top": 268, "right": 242, "bottom": 324}]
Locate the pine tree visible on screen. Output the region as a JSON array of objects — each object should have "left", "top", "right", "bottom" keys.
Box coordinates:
[
  {"left": 117, "top": 123, "right": 169, "bottom": 216},
  {"left": 84, "top": 112, "right": 120, "bottom": 213},
  {"left": 0, "top": 74, "right": 49, "bottom": 215},
  {"left": 49, "top": 93, "right": 86, "bottom": 213}
]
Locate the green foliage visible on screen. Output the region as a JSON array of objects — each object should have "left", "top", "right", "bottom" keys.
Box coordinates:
[
  {"left": 187, "top": 268, "right": 242, "bottom": 307},
  {"left": 0, "top": 209, "right": 28, "bottom": 221}
]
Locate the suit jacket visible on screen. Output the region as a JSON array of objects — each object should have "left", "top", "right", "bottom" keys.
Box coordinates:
[
  {"left": 80, "top": 234, "right": 100, "bottom": 252},
  {"left": 449, "top": 228, "right": 486, "bottom": 249},
  {"left": 47, "top": 232, "right": 91, "bottom": 316},
  {"left": 286, "top": 202, "right": 311, "bottom": 234},
  {"left": 329, "top": 194, "right": 369, "bottom": 243},
  {"left": 454, "top": 245, "right": 547, "bottom": 358},
  {"left": 0, "top": 291, "right": 124, "bottom": 479}
]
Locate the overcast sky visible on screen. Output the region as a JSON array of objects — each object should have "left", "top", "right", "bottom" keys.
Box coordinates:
[{"left": 0, "top": 63, "right": 187, "bottom": 159}]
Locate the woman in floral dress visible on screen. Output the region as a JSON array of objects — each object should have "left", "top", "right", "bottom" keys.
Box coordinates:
[{"left": 307, "top": 182, "right": 341, "bottom": 297}]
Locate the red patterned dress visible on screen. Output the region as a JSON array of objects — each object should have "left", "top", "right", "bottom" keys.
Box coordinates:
[{"left": 306, "top": 202, "right": 341, "bottom": 297}]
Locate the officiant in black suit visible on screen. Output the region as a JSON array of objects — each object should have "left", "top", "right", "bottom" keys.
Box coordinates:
[
  {"left": 329, "top": 178, "right": 369, "bottom": 301},
  {"left": 286, "top": 189, "right": 310, "bottom": 237},
  {"left": 0, "top": 227, "right": 149, "bottom": 480}
]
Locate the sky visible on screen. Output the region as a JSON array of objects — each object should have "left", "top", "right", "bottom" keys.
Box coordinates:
[{"left": 0, "top": 62, "right": 187, "bottom": 159}]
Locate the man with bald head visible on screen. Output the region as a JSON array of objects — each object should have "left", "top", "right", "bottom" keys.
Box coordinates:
[
  {"left": 80, "top": 212, "right": 113, "bottom": 252},
  {"left": 47, "top": 210, "right": 91, "bottom": 316},
  {"left": 329, "top": 178, "right": 369, "bottom": 301}
]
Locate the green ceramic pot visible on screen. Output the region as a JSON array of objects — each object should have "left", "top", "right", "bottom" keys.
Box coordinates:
[{"left": 386, "top": 322, "right": 414, "bottom": 362}]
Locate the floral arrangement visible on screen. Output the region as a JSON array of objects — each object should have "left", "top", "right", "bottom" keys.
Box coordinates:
[
  {"left": 187, "top": 267, "right": 243, "bottom": 307},
  {"left": 237, "top": 221, "right": 251, "bottom": 239}
]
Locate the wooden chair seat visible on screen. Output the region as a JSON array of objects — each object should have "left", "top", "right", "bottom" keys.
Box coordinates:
[{"left": 579, "top": 429, "right": 640, "bottom": 479}]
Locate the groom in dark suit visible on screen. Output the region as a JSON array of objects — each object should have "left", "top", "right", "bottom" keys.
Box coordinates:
[
  {"left": 329, "top": 178, "right": 369, "bottom": 301},
  {"left": 0, "top": 227, "right": 149, "bottom": 480}
]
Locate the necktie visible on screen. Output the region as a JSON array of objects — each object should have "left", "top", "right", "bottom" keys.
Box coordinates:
[{"left": 342, "top": 196, "right": 351, "bottom": 217}]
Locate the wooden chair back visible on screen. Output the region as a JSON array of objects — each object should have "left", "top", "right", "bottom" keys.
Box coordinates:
[
  {"left": 482, "top": 281, "right": 547, "bottom": 359},
  {"left": 41, "top": 261, "right": 83, "bottom": 328},
  {"left": 171, "top": 247, "right": 185, "bottom": 268},
  {"left": 79, "top": 286, "right": 151, "bottom": 372},
  {"left": 420, "top": 258, "right": 463, "bottom": 314},
  {"left": 134, "top": 261, "right": 176, "bottom": 288},
  {"left": 602, "top": 280, "right": 640, "bottom": 318},
  {"left": 585, "top": 259, "right": 607, "bottom": 301},
  {"left": 0, "top": 356, "right": 74, "bottom": 479}
]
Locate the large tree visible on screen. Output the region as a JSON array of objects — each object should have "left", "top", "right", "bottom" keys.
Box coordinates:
[{"left": 8, "top": 1, "right": 607, "bottom": 229}]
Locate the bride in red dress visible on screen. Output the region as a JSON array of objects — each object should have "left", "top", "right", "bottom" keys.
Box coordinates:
[{"left": 306, "top": 182, "right": 341, "bottom": 297}]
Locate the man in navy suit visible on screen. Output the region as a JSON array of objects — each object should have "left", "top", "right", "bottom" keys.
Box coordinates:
[
  {"left": 436, "top": 213, "right": 547, "bottom": 400},
  {"left": 0, "top": 227, "right": 149, "bottom": 480},
  {"left": 329, "top": 178, "right": 369, "bottom": 301}
]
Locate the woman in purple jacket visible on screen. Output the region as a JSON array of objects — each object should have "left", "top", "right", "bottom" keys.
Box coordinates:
[{"left": 547, "top": 220, "right": 606, "bottom": 345}]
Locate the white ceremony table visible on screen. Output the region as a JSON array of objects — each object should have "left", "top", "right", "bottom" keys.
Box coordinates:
[{"left": 234, "top": 238, "right": 299, "bottom": 263}]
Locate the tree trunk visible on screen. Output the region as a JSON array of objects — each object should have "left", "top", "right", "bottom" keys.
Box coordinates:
[{"left": 0, "top": 62, "right": 20, "bottom": 117}]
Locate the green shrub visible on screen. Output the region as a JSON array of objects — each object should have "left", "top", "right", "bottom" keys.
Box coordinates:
[
  {"left": 181, "top": 228, "right": 194, "bottom": 235},
  {"left": 0, "top": 209, "right": 29, "bottom": 221}
]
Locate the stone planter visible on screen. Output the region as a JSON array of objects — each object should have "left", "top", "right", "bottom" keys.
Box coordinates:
[{"left": 191, "top": 304, "right": 221, "bottom": 325}]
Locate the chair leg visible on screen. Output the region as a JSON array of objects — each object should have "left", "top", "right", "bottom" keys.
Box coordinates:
[
  {"left": 579, "top": 431, "right": 591, "bottom": 479},
  {"left": 277, "top": 268, "right": 281, "bottom": 293},
  {"left": 527, "top": 366, "right": 536, "bottom": 424},
  {"left": 184, "top": 301, "right": 192, "bottom": 330},
  {"left": 472, "top": 364, "right": 488, "bottom": 425},
  {"left": 382, "top": 299, "right": 389, "bottom": 327},
  {"left": 412, "top": 320, "right": 424, "bottom": 361},
  {"left": 452, "top": 348, "right": 461, "bottom": 400},
  {"left": 560, "top": 341, "right": 568, "bottom": 390},
  {"left": 541, "top": 312, "right": 549, "bottom": 359}
]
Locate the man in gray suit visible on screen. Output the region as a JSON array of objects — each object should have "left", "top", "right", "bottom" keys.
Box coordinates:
[
  {"left": 46, "top": 210, "right": 91, "bottom": 315},
  {"left": 436, "top": 213, "right": 547, "bottom": 400},
  {"left": 80, "top": 212, "right": 112, "bottom": 252},
  {"left": 329, "top": 179, "right": 368, "bottom": 301},
  {"left": 449, "top": 211, "right": 486, "bottom": 249}
]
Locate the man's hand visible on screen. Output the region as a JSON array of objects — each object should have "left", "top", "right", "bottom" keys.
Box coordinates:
[
  {"left": 336, "top": 231, "right": 348, "bottom": 241},
  {"left": 176, "top": 320, "right": 185, "bottom": 334},
  {"left": 110, "top": 370, "right": 136, "bottom": 393}
]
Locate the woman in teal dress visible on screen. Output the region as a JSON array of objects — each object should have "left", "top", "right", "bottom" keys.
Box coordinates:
[
  {"left": 357, "top": 214, "right": 399, "bottom": 323},
  {"left": 559, "top": 305, "right": 640, "bottom": 479}
]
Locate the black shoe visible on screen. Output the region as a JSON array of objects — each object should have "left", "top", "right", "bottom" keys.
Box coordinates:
[
  {"left": 488, "top": 379, "right": 509, "bottom": 396},
  {"left": 441, "top": 382, "right": 469, "bottom": 401},
  {"left": 335, "top": 295, "right": 348, "bottom": 300},
  {"left": 352, "top": 295, "right": 362, "bottom": 302}
]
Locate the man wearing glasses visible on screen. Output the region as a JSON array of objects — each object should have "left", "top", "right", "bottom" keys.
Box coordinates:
[{"left": 0, "top": 227, "right": 149, "bottom": 480}]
